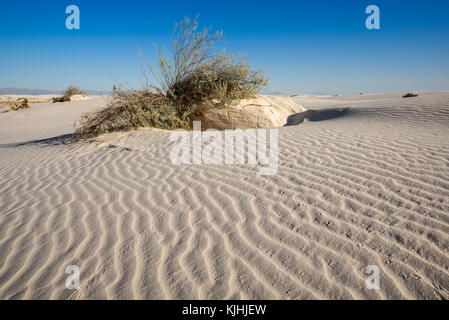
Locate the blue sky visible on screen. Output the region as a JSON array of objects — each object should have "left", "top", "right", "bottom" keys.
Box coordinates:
[{"left": 1, "top": 0, "right": 449, "bottom": 94}]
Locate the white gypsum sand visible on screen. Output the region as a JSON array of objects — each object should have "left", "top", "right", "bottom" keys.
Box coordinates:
[
  {"left": 191, "top": 95, "right": 306, "bottom": 129},
  {"left": 0, "top": 92, "right": 448, "bottom": 299}
]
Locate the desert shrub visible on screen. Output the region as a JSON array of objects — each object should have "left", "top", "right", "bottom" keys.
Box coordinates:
[
  {"left": 75, "top": 89, "right": 189, "bottom": 139},
  {"left": 403, "top": 92, "right": 418, "bottom": 98},
  {"left": 150, "top": 16, "right": 268, "bottom": 119},
  {"left": 10, "top": 98, "right": 30, "bottom": 111},
  {"left": 75, "top": 16, "right": 268, "bottom": 139},
  {"left": 53, "top": 86, "right": 89, "bottom": 102}
]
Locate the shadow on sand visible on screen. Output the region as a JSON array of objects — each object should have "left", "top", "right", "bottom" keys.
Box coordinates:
[
  {"left": 0, "top": 134, "right": 75, "bottom": 149},
  {"left": 285, "top": 107, "right": 350, "bottom": 126}
]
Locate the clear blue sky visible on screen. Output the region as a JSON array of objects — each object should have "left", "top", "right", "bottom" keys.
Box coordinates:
[{"left": 1, "top": 0, "right": 449, "bottom": 94}]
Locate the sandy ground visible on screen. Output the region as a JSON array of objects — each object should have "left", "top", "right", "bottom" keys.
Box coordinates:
[
  {"left": 0, "top": 96, "right": 107, "bottom": 144},
  {"left": 0, "top": 92, "right": 448, "bottom": 299}
]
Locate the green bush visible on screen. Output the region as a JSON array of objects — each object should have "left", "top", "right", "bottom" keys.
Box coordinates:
[
  {"left": 151, "top": 16, "right": 268, "bottom": 119},
  {"left": 53, "top": 86, "right": 89, "bottom": 103},
  {"left": 10, "top": 98, "right": 30, "bottom": 111},
  {"left": 75, "top": 16, "right": 268, "bottom": 139}
]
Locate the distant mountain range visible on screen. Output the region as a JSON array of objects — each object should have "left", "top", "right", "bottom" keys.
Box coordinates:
[{"left": 0, "top": 88, "right": 111, "bottom": 95}]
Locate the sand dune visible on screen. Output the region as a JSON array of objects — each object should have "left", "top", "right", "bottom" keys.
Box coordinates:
[
  {"left": 0, "top": 96, "right": 107, "bottom": 145},
  {"left": 192, "top": 95, "right": 306, "bottom": 129},
  {"left": 0, "top": 92, "right": 448, "bottom": 299}
]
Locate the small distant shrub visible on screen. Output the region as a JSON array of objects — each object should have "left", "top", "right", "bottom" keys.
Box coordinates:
[
  {"left": 10, "top": 98, "right": 30, "bottom": 111},
  {"left": 403, "top": 92, "right": 418, "bottom": 98},
  {"left": 53, "top": 86, "right": 89, "bottom": 103},
  {"left": 75, "top": 16, "right": 268, "bottom": 139}
]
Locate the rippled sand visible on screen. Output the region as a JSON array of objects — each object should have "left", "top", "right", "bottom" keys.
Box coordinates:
[{"left": 0, "top": 92, "right": 448, "bottom": 299}]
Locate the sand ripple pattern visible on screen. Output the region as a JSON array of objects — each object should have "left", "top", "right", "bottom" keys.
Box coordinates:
[{"left": 0, "top": 93, "right": 448, "bottom": 299}]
